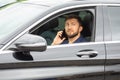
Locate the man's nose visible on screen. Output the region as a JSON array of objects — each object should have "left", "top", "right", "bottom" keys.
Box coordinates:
[{"left": 67, "top": 25, "right": 72, "bottom": 29}]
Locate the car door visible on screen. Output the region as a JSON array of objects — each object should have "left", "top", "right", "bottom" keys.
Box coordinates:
[
  {"left": 103, "top": 5, "right": 120, "bottom": 80},
  {"left": 0, "top": 5, "right": 105, "bottom": 80}
]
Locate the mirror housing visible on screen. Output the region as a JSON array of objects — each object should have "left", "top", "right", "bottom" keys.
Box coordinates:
[{"left": 15, "top": 34, "right": 47, "bottom": 52}]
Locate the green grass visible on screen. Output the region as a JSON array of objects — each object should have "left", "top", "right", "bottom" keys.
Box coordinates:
[{"left": 17, "top": 0, "right": 27, "bottom": 2}]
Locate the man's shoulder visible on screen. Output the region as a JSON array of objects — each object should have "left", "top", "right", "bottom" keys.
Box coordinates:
[{"left": 76, "top": 36, "right": 87, "bottom": 43}]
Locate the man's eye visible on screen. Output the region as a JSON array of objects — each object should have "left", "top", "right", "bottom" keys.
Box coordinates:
[{"left": 72, "top": 23, "right": 76, "bottom": 25}]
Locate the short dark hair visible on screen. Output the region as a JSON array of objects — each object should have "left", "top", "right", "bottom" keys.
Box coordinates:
[{"left": 65, "top": 14, "right": 82, "bottom": 26}]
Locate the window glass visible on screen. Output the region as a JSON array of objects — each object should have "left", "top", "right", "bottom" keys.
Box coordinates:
[
  {"left": 108, "top": 7, "right": 120, "bottom": 40},
  {"left": 0, "top": 3, "right": 47, "bottom": 43}
]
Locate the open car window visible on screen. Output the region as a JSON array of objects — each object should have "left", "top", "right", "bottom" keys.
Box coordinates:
[{"left": 30, "top": 10, "right": 94, "bottom": 46}]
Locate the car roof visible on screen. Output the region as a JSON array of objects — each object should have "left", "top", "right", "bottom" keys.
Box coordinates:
[
  {"left": 22, "top": 0, "right": 120, "bottom": 7},
  {"left": 76, "top": 0, "right": 120, "bottom": 4},
  {"left": 21, "top": 0, "right": 73, "bottom": 7}
]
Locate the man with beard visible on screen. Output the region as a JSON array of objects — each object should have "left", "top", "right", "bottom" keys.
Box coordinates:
[{"left": 51, "top": 14, "right": 87, "bottom": 45}]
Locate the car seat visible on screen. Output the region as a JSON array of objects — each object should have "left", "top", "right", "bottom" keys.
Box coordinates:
[{"left": 40, "top": 18, "right": 59, "bottom": 45}]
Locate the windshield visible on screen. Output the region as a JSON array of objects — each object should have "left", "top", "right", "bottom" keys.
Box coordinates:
[{"left": 0, "top": 3, "right": 48, "bottom": 45}]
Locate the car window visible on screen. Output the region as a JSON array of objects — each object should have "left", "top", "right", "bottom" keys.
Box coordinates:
[
  {"left": 31, "top": 10, "right": 94, "bottom": 45},
  {"left": 108, "top": 7, "right": 120, "bottom": 41}
]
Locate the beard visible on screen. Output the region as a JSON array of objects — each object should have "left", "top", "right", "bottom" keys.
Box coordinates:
[{"left": 67, "top": 31, "right": 79, "bottom": 38}]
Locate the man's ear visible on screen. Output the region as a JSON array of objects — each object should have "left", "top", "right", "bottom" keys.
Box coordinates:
[{"left": 79, "top": 26, "right": 83, "bottom": 32}]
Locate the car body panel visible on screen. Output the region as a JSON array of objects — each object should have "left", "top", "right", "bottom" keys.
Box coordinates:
[
  {"left": 103, "top": 5, "right": 120, "bottom": 80},
  {"left": 0, "top": 42, "right": 105, "bottom": 80}
]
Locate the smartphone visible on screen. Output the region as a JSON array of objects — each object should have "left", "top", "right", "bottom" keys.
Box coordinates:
[{"left": 61, "top": 29, "right": 67, "bottom": 39}]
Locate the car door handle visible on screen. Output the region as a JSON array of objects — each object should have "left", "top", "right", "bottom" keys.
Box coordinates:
[{"left": 76, "top": 49, "right": 98, "bottom": 58}]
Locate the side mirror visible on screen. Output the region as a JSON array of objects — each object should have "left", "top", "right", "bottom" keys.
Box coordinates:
[{"left": 15, "top": 34, "right": 47, "bottom": 52}]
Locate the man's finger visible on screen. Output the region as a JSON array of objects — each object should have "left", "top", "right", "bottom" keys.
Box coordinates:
[{"left": 62, "top": 37, "right": 66, "bottom": 41}]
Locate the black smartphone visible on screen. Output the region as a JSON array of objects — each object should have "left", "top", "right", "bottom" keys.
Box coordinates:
[{"left": 61, "top": 29, "right": 67, "bottom": 39}]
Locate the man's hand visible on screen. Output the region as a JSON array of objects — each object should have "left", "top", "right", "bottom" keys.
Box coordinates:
[{"left": 51, "top": 31, "right": 66, "bottom": 45}]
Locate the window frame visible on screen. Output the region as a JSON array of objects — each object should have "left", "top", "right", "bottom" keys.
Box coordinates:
[
  {"left": 30, "top": 6, "right": 96, "bottom": 46},
  {"left": 106, "top": 6, "right": 120, "bottom": 41}
]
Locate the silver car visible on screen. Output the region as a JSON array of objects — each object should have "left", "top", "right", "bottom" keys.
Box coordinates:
[{"left": 0, "top": 0, "right": 120, "bottom": 80}]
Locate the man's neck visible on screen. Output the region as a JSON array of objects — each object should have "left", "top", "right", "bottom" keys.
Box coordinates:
[{"left": 68, "top": 34, "right": 80, "bottom": 44}]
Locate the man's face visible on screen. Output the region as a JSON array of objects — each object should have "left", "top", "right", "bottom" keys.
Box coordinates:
[{"left": 65, "top": 18, "right": 82, "bottom": 38}]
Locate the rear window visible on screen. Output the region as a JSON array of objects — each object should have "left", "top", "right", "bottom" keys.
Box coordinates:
[{"left": 108, "top": 6, "right": 120, "bottom": 41}]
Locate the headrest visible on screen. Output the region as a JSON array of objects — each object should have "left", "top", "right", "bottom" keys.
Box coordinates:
[
  {"left": 83, "top": 13, "right": 93, "bottom": 25},
  {"left": 81, "top": 13, "right": 93, "bottom": 37}
]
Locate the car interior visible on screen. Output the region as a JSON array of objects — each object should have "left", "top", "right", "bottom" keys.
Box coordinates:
[{"left": 31, "top": 10, "right": 94, "bottom": 45}]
